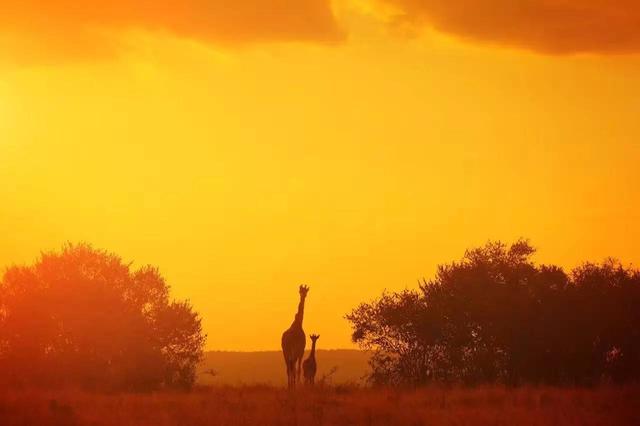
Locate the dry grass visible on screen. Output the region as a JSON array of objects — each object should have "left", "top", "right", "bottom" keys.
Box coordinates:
[{"left": 0, "top": 385, "right": 638, "bottom": 426}]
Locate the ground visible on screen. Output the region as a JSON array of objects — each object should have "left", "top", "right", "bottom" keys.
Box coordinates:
[{"left": 0, "top": 385, "right": 638, "bottom": 426}]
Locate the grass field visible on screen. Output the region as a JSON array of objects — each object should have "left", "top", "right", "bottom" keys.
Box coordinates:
[{"left": 0, "top": 385, "right": 638, "bottom": 426}]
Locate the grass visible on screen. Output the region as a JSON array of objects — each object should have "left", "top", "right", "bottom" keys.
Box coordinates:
[{"left": 0, "top": 385, "right": 638, "bottom": 425}]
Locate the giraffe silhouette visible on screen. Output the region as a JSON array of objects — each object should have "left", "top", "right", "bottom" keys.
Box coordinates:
[
  {"left": 281, "top": 284, "right": 309, "bottom": 389},
  {"left": 303, "top": 334, "right": 320, "bottom": 386}
]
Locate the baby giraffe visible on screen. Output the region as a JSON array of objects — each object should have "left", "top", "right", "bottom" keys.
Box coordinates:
[{"left": 303, "top": 334, "right": 320, "bottom": 386}]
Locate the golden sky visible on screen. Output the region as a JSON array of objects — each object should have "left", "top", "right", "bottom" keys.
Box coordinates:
[{"left": 1, "top": 1, "right": 639, "bottom": 350}]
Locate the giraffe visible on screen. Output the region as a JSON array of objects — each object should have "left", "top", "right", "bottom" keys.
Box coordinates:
[
  {"left": 303, "top": 334, "right": 320, "bottom": 386},
  {"left": 281, "top": 284, "right": 309, "bottom": 389}
]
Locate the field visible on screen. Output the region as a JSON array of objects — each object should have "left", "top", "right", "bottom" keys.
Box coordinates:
[{"left": 1, "top": 385, "right": 638, "bottom": 426}]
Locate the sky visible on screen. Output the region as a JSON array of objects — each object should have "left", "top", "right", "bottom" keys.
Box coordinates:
[{"left": 1, "top": 0, "right": 639, "bottom": 350}]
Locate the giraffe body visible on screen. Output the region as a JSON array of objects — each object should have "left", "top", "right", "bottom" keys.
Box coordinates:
[{"left": 281, "top": 285, "right": 309, "bottom": 389}]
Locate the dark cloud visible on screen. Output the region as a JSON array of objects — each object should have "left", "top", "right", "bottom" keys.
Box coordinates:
[
  {"left": 380, "top": 0, "right": 640, "bottom": 54},
  {"left": 2, "top": 0, "right": 638, "bottom": 64},
  {"left": 0, "top": 0, "right": 344, "bottom": 63}
]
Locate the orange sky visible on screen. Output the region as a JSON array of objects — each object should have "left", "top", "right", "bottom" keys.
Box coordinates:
[{"left": 1, "top": 1, "right": 639, "bottom": 350}]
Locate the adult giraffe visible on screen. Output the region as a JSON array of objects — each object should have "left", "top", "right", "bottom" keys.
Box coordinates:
[{"left": 281, "top": 284, "right": 309, "bottom": 389}]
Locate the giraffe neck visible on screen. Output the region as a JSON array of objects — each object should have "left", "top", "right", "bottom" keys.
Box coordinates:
[
  {"left": 309, "top": 340, "right": 317, "bottom": 358},
  {"left": 292, "top": 296, "right": 305, "bottom": 328}
]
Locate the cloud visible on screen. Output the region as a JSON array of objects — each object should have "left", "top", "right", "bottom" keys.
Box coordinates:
[
  {"left": 377, "top": 0, "right": 640, "bottom": 54},
  {"left": 0, "top": 0, "right": 344, "bottom": 63},
  {"left": 2, "top": 0, "right": 638, "bottom": 63}
]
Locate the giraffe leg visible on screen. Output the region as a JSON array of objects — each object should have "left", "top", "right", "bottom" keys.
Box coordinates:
[
  {"left": 288, "top": 359, "right": 296, "bottom": 390},
  {"left": 286, "top": 360, "right": 292, "bottom": 389},
  {"left": 297, "top": 357, "right": 303, "bottom": 385},
  {"left": 290, "top": 362, "right": 294, "bottom": 389}
]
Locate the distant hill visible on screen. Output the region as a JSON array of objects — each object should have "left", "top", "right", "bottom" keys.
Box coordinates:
[{"left": 198, "top": 350, "right": 371, "bottom": 386}]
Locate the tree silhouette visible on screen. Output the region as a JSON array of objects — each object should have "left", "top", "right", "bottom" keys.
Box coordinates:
[
  {"left": 346, "top": 240, "right": 640, "bottom": 386},
  {"left": 0, "top": 243, "right": 205, "bottom": 390}
]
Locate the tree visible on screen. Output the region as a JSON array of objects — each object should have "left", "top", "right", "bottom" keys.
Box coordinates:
[
  {"left": 346, "top": 240, "right": 640, "bottom": 386},
  {"left": 0, "top": 243, "right": 206, "bottom": 390}
]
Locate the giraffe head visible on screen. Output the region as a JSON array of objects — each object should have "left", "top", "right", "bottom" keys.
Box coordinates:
[
  {"left": 310, "top": 334, "right": 320, "bottom": 342},
  {"left": 299, "top": 284, "right": 310, "bottom": 299}
]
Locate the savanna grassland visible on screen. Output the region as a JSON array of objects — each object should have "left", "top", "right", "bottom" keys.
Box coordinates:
[{"left": 1, "top": 385, "right": 638, "bottom": 426}]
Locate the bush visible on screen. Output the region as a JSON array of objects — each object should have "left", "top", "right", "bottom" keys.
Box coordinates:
[
  {"left": 0, "top": 243, "right": 206, "bottom": 390},
  {"left": 347, "top": 240, "right": 640, "bottom": 386}
]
